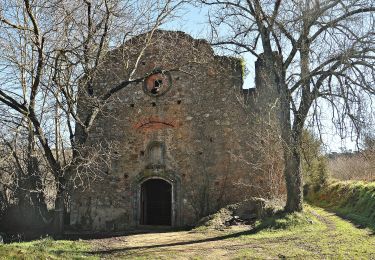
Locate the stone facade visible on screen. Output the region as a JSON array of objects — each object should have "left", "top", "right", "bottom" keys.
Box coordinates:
[{"left": 69, "top": 30, "right": 283, "bottom": 231}]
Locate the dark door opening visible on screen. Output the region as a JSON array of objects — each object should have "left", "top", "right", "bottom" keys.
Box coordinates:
[{"left": 140, "top": 179, "right": 172, "bottom": 225}]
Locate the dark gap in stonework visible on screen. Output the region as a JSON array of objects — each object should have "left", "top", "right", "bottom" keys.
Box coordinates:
[
  {"left": 140, "top": 179, "right": 172, "bottom": 226},
  {"left": 87, "top": 84, "right": 94, "bottom": 95},
  {"left": 151, "top": 79, "right": 163, "bottom": 94}
]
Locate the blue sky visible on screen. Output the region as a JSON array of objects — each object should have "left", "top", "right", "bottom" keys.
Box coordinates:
[
  {"left": 161, "top": 5, "right": 256, "bottom": 89},
  {"left": 161, "top": 5, "right": 209, "bottom": 38}
]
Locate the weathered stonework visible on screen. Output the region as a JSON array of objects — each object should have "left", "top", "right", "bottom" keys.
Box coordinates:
[{"left": 69, "top": 30, "right": 284, "bottom": 231}]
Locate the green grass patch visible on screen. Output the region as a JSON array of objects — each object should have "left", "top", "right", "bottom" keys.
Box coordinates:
[
  {"left": 236, "top": 205, "right": 326, "bottom": 241},
  {"left": 306, "top": 180, "right": 375, "bottom": 230},
  {"left": 233, "top": 205, "right": 375, "bottom": 259},
  {"left": 2, "top": 203, "right": 375, "bottom": 259},
  {"left": 0, "top": 236, "right": 98, "bottom": 259},
  {"left": 255, "top": 210, "right": 315, "bottom": 230}
]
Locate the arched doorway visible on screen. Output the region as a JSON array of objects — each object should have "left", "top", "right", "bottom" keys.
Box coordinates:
[{"left": 140, "top": 179, "right": 172, "bottom": 225}]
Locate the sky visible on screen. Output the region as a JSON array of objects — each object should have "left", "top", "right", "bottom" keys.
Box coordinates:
[{"left": 161, "top": 4, "right": 359, "bottom": 153}]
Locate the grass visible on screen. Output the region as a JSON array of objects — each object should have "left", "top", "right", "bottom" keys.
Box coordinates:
[
  {"left": 234, "top": 205, "right": 375, "bottom": 259},
  {"left": 0, "top": 236, "right": 97, "bottom": 259},
  {"left": 254, "top": 209, "right": 315, "bottom": 230},
  {"left": 87, "top": 205, "right": 375, "bottom": 259},
  {"left": 306, "top": 179, "right": 375, "bottom": 230},
  {"left": 1, "top": 204, "right": 375, "bottom": 259}
]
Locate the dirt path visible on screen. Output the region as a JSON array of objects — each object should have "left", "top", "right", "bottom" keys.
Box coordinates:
[
  {"left": 86, "top": 207, "right": 375, "bottom": 259},
  {"left": 90, "top": 226, "right": 257, "bottom": 259},
  {"left": 309, "top": 208, "right": 336, "bottom": 231}
]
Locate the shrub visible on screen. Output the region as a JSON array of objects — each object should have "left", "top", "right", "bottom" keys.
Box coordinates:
[
  {"left": 301, "top": 130, "right": 328, "bottom": 190},
  {"left": 306, "top": 180, "right": 375, "bottom": 229}
]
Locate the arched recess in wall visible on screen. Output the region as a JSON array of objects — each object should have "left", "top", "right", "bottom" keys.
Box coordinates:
[
  {"left": 140, "top": 178, "right": 172, "bottom": 225},
  {"left": 146, "top": 141, "right": 166, "bottom": 168},
  {"left": 132, "top": 171, "right": 181, "bottom": 227},
  {"left": 131, "top": 141, "right": 181, "bottom": 227}
]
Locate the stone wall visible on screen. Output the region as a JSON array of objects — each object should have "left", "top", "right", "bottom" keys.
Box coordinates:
[{"left": 69, "top": 30, "right": 284, "bottom": 231}]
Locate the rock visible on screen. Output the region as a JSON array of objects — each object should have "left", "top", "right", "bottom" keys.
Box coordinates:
[
  {"left": 195, "top": 198, "right": 284, "bottom": 230},
  {"left": 227, "top": 197, "right": 267, "bottom": 220},
  {"left": 195, "top": 208, "right": 233, "bottom": 229}
]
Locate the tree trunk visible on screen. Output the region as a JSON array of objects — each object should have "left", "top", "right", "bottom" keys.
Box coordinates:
[
  {"left": 267, "top": 52, "right": 304, "bottom": 212},
  {"left": 279, "top": 82, "right": 304, "bottom": 212},
  {"left": 284, "top": 142, "right": 303, "bottom": 212},
  {"left": 51, "top": 187, "right": 65, "bottom": 236}
]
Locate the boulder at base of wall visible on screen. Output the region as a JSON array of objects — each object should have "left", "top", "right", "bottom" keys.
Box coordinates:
[{"left": 195, "top": 197, "right": 284, "bottom": 230}]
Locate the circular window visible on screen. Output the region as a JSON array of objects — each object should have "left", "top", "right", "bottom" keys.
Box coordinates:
[{"left": 143, "top": 71, "right": 172, "bottom": 96}]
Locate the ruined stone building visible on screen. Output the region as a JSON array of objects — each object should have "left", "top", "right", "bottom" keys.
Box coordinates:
[{"left": 69, "top": 30, "right": 283, "bottom": 231}]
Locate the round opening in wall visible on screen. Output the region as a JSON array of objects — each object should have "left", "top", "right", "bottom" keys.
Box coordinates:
[{"left": 143, "top": 70, "right": 172, "bottom": 97}]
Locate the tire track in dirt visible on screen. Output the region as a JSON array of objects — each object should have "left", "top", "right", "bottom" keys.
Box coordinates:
[{"left": 309, "top": 209, "right": 336, "bottom": 231}]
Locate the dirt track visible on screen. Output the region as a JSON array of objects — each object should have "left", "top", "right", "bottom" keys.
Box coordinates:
[
  {"left": 86, "top": 208, "right": 375, "bottom": 259},
  {"left": 90, "top": 227, "right": 258, "bottom": 259}
]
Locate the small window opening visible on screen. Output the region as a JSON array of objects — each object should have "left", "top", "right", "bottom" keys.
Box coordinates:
[
  {"left": 151, "top": 79, "right": 163, "bottom": 94},
  {"left": 209, "top": 137, "right": 213, "bottom": 142},
  {"left": 177, "top": 100, "right": 181, "bottom": 104},
  {"left": 130, "top": 104, "right": 134, "bottom": 108},
  {"left": 140, "top": 151, "right": 145, "bottom": 156},
  {"left": 151, "top": 102, "right": 156, "bottom": 107}
]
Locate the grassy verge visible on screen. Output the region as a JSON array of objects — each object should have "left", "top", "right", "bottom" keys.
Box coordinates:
[
  {"left": 97, "top": 205, "right": 375, "bottom": 259},
  {"left": 1, "top": 203, "right": 375, "bottom": 259},
  {"left": 306, "top": 180, "right": 375, "bottom": 230},
  {"left": 235, "top": 205, "right": 375, "bottom": 259},
  {"left": 0, "top": 237, "right": 97, "bottom": 259}
]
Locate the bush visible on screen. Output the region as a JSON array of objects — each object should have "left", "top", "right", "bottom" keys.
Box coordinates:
[
  {"left": 301, "top": 130, "right": 328, "bottom": 190},
  {"left": 306, "top": 180, "right": 375, "bottom": 229}
]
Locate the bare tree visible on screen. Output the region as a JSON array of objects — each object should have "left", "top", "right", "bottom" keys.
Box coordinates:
[
  {"left": 201, "top": 0, "right": 375, "bottom": 211},
  {"left": 0, "top": 0, "right": 186, "bottom": 233},
  {"left": 0, "top": 116, "right": 54, "bottom": 232}
]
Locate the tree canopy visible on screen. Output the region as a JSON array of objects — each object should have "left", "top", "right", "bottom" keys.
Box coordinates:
[{"left": 201, "top": 0, "right": 375, "bottom": 211}]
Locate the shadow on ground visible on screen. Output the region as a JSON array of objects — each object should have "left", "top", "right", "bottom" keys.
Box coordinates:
[
  {"left": 85, "top": 223, "right": 274, "bottom": 255},
  {"left": 83, "top": 207, "right": 375, "bottom": 256},
  {"left": 63, "top": 226, "right": 191, "bottom": 241}
]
